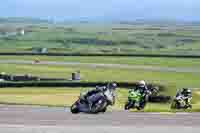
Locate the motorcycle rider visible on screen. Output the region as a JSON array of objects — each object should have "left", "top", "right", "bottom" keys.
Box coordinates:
[
  {"left": 132, "top": 80, "right": 150, "bottom": 108},
  {"left": 176, "top": 88, "right": 192, "bottom": 106},
  {"left": 135, "top": 80, "right": 149, "bottom": 95},
  {"left": 81, "top": 82, "right": 117, "bottom": 110}
]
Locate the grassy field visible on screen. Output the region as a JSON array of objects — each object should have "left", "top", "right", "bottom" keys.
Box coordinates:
[
  {"left": 0, "top": 87, "right": 128, "bottom": 108},
  {"left": 1, "top": 56, "right": 200, "bottom": 68},
  {"left": 0, "top": 88, "right": 83, "bottom": 107},
  {"left": 1, "top": 22, "right": 200, "bottom": 55},
  {"left": 1, "top": 63, "right": 200, "bottom": 89},
  {"left": 0, "top": 87, "right": 199, "bottom": 112}
]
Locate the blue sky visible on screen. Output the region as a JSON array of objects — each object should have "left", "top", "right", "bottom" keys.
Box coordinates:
[{"left": 0, "top": 0, "right": 199, "bottom": 21}]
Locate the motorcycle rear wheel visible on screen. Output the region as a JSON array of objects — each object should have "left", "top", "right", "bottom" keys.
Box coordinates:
[
  {"left": 91, "top": 99, "right": 107, "bottom": 114},
  {"left": 171, "top": 100, "right": 184, "bottom": 109},
  {"left": 101, "top": 107, "right": 107, "bottom": 113}
]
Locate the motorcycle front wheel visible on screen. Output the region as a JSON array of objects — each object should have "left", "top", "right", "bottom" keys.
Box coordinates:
[
  {"left": 71, "top": 103, "right": 79, "bottom": 114},
  {"left": 124, "top": 101, "right": 134, "bottom": 110}
]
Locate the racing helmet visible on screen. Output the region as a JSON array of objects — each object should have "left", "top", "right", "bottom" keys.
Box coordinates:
[
  {"left": 182, "top": 88, "right": 192, "bottom": 96},
  {"left": 138, "top": 80, "right": 146, "bottom": 87},
  {"left": 108, "top": 82, "right": 117, "bottom": 90}
]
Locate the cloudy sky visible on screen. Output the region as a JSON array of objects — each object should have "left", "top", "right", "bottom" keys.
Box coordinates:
[{"left": 0, "top": 0, "right": 199, "bottom": 21}]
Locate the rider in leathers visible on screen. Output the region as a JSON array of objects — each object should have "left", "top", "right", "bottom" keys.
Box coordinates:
[
  {"left": 176, "top": 88, "right": 192, "bottom": 106},
  {"left": 82, "top": 83, "right": 117, "bottom": 110},
  {"left": 134, "top": 80, "right": 151, "bottom": 108}
]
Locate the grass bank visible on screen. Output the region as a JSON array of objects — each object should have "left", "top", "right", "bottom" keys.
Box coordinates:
[
  {"left": 1, "top": 56, "right": 200, "bottom": 68},
  {"left": 0, "top": 63, "right": 200, "bottom": 89}
]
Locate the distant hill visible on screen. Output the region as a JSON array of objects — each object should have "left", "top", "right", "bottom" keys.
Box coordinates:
[{"left": 0, "top": 17, "right": 53, "bottom": 24}]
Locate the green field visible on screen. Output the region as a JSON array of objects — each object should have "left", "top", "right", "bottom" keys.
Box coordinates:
[
  {"left": 1, "top": 22, "right": 200, "bottom": 55},
  {"left": 1, "top": 63, "right": 200, "bottom": 89},
  {"left": 1, "top": 56, "right": 200, "bottom": 68},
  {"left": 0, "top": 87, "right": 128, "bottom": 108}
]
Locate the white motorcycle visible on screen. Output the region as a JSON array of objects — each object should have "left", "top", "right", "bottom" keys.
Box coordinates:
[{"left": 171, "top": 95, "right": 192, "bottom": 109}]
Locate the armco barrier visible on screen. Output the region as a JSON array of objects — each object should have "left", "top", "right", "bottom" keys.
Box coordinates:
[
  {"left": 0, "top": 74, "right": 66, "bottom": 82},
  {"left": 149, "top": 95, "right": 171, "bottom": 103},
  {"left": 0, "top": 81, "right": 165, "bottom": 90},
  {"left": 0, "top": 52, "right": 200, "bottom": 58}
]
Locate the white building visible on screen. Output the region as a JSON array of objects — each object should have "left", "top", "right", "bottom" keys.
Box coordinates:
[{"left": 17, "top": 28, "right": 25, "bottom": 36}]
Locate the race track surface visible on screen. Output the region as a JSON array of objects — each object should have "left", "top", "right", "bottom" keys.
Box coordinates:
[{"left": 0, "top": 105, "right": 199, "bottom": 133}]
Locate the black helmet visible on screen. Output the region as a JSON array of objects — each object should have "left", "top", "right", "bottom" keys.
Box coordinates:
[{"left": 182, "top": 88, "right": 192, "bottom": 95}]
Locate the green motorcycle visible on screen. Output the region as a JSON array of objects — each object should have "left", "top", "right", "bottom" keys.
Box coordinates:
[{"left": 124, "top": 89, "right": 145, "bottom": 110}]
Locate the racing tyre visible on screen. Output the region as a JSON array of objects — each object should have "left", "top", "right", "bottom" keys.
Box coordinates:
[
  {"left": 101, "top": 107, "right": 107, "bottom": 113},
  {"left": 171, "top": 100, "right": 181, "bottom": 109},
  {"left": 124, "top": 101, "right": 133, "bottom": 110},
  {"left": 185, "top": 104, "right": 192, "bottom": 109},
  {"left": 71, "top": 104, "right": 79, "bottom": 114}
]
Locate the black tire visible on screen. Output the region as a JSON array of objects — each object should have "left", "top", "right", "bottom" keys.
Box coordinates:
[
  {"left": 124, "top": 101, "right": 133, "bottom": 110},
  {"left": 71, "top": 104, "right": 79, "bottom": 114},
  {"left": 185, "top": 104, "right": 192, "bottom": 109},
  {"left": 101, "top": 107, "right": 107, "bottom": 113},
  {"left": 124, "top": 103, "right": 130, "bottom": 110},
  {"left": 171, "top": 100, "right": 181, "bottom": 109},
  {"left": 188, "top": 104, "right": 192, "bottom": 109},
  {"left": 171, "top": 101, "right": 176, "bottom": 109},
  {"left": 91, "top": 98, "right": 107, "bottom": 114},
  {"left": 138, "top": 101, "right": 146, "bottom": 110},
  {"left": 136, "top": 106, "right": 141, "bottom": 110}
]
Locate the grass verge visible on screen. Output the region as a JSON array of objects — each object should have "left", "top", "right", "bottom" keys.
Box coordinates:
[
  {"left": 0, "top": 87, "right": 199, "bottom": 112},
  {"left": 0, "top": 63, "right": 200, "bottom": 89},
  {"left": 1, "top": 55, "right": 200, "bottom": 68}
]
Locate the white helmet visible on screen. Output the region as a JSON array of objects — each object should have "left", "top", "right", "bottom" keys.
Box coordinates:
[
  {"left": 1, "top": 72, "right": 6, "bottom": 75},
  {"left": 138, "top": 80, "right": 146, "bottom": 87}
]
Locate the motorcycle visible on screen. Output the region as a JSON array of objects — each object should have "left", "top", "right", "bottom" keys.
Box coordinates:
[
  {"left": 124, "top": 89, "right": 145, "bottom": 110},
  {"left": 71, "top": 87, "right": 115, "bottom": 114},
  {"left": 171, "top": 95, "right": 192, "bottom": 109}
]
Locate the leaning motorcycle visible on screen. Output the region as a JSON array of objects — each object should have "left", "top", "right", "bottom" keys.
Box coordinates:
[
  {"left": 71, "top": 88, "right": 115, "bottom": 114},
  {"left": 171, "top": 95, "right": 192, "bottom": 109},
  {"left": 124, "top": 89, "right": 145, "bottom": 110}
]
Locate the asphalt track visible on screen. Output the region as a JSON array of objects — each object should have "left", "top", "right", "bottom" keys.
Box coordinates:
[
  {"left": 0, "top": 105, "right": 199, "bottom": 133},
  {"left": 0, "top": 60, "right": 200, "bottom": 73}
]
